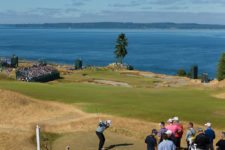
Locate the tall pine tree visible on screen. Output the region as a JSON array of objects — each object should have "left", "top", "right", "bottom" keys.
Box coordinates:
[{"left": 114, "top": 33, "right": 128, "bottom": 64}]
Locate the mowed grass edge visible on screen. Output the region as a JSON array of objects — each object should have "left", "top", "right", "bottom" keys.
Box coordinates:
[{"left": 0, "top": 80, "right": 225, "bottom": 129}]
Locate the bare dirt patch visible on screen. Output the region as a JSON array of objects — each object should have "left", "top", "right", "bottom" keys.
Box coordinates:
[
  {"left": 139, "top": 71, "right": 200, "bottom": 87},
  {"left": 93, "top": 80, "right": 132, "bottom": 87},
  {"left": 213, "top": 92, "right": 225, "bottom": 99},
  {"left": 119, "top": 70, "right": 201, "bottom": 88}
]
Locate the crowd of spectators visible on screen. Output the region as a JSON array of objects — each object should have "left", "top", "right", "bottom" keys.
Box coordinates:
[
  {"left": 145, "top": 117, "right": 225, "bottom": 150},
  {"left": 16, "top": 64, "right": 60, "bottom": 82}
]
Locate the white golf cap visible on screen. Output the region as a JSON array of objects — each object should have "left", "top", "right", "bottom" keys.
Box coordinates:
[
  {"left": 165, "top": 130, "right": 173, "bottom": 135},
  {"left": 106, "top": 120, "right": 112, "bottom": 125},
  {"left": 172, "top": 116, "right": 179, "bottom": 121},
  {"left": 167, "top": 118, "right": 173, "bottom": 123},
  {"left": 205, "top": 122, "right": 211, "bottom": 127}
]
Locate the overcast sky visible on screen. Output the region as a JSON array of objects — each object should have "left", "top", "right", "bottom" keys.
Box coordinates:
[{"left": 1, "top": 0, "right": 225, "bottom": 24}]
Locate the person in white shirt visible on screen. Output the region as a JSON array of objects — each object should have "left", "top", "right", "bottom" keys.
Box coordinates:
[{"left": 158, "top": 133, "right": 176, "bottom": 150}]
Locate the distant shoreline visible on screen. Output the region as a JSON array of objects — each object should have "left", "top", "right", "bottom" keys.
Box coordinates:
[{"left": 2, "top": 22, "right": 225, "bottom": 30}]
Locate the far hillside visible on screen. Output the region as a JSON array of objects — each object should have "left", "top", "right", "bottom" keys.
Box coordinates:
[{"left": 5, "top": 22, "right": 225, "bottom": 29}]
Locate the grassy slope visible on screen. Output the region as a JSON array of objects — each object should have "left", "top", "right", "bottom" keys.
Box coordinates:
[
  {"left": 0, "top": 75, "right": 225, "bottom": 129},
  {"left": 59, "top": 68, "right": 158, "bottom": 88}
]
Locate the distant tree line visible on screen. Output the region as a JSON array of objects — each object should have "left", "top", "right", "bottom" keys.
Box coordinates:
[{"left": 10, "top": 22, "right": 225, "bottom": 29}]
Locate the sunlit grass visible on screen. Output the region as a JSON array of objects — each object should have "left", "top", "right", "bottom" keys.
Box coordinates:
[{"left": 0, "top": 79, "right": 224, "bottom": 129}]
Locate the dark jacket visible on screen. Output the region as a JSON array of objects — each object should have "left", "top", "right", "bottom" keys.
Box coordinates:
[
  {"left": 194, "top": 133, "right": 210, "bottom": 149},
  {"left": 168, "top": 134, "right": 177, "bottom": 145},
  {"left": 145, "top": 135, "right": 157, "bottom": 150},
  {"left": 216, "top": 139, "right": 225, "bottom": 150},
  {"left": 205, "top": 128, "right": 215, "bottom": 143}
]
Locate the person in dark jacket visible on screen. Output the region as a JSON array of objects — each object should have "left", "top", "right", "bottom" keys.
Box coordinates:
[
  {"left": 96, "top": 120, "right": 112, "bottom": 150},
  {"left": 216, "top": 132, "right": 225, "bottom": 150},
  {"left": 194, "top": 128, "right": 210, "bottom": 150},
  {"left": 145, "top": 129, "right": 158, "bottom": 150},
  {"left": 204, "top": 122, "right": 216, "bottom": 150}
]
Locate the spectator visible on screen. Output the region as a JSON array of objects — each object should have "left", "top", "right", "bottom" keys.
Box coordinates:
[
  {"left": 158, "top": 133, "right": 176, "bottom": 150},
  {"left": 166, "top": 118, "right": 174, "bottom": 132},
  {"left": 145, "top": 129, "right": 158, "bottom": 150},
  {"left": 205, "top": 122, "right": 216, "bottom": 150},
  {"left": 194, "top": 128, "right": 210, "bottom": 150},
  {"left": 165, "top": 130, "right": 176, "bottom": 145},
  {"left": 158, "top": 122, "right": 168, "bottom": 143},
  {"left": 186, "top": 122, "right": 196, "bottom": 150},
  {"left": 216, "top": 132, "right": 225, "bottom": 150},
  {"left": 172, "top": 116, "right": 183, "bottom": 148}
]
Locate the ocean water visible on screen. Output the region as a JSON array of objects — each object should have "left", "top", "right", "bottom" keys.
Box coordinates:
[{"left": 0, "top": 28, "right": 225, "bottom": 78}]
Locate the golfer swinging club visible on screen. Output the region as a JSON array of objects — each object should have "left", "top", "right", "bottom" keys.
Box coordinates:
[{"left": 96, "top": 120, "right": 112, "bottom": 150}]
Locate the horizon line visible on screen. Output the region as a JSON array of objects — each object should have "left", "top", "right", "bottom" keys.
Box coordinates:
[{"left": 1, "top": 22, "right": 225, "bottom": 26}]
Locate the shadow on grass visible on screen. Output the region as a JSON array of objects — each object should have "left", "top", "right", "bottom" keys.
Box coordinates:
[{"left": 105, "top": 143, "right": 134, "bottom": 149}]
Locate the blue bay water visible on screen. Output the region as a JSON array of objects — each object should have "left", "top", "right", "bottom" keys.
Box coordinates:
[{"left": 0, "top": 28, "right": 225, "bottom": 78}]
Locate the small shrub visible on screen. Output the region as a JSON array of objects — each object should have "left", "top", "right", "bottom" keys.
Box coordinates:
[
  {"left": 177, "top": 69, "right": 187, "bottom": 77},
  {"left": 127, "top": 65, "right": 134, "bottom": 70}
]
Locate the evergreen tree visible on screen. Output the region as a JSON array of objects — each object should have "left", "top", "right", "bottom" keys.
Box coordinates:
[
  {"left": 217, "top": 53, "right": 225, "bottom": 81},
  {"left": 114, "top": 33, "right": 128, "bottom": 64},
  {"left": 177, "top": 69, "right": 187, "bottom": 77},
  {"left": 11, "top": 54, "right": 18, "bottom": 68}
]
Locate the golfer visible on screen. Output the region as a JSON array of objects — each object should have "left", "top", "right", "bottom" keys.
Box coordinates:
[{"left": 96, "top": 120, "right": 112, "bottom": 150}]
